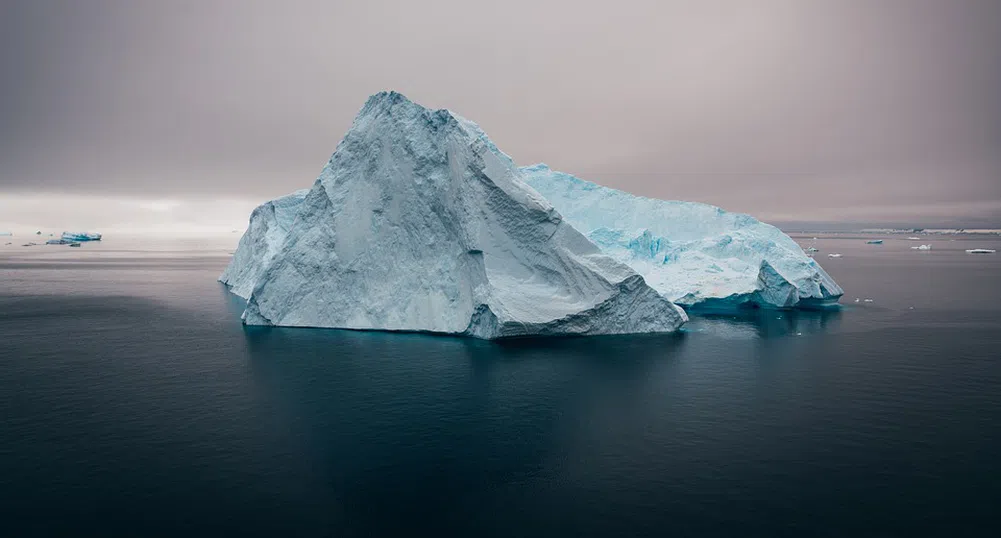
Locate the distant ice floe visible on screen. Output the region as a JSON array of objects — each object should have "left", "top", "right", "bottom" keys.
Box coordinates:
[
  {"left": 61, "top": 232, "right": 102, "bottom": 242},
  {"left": 910, "top": 244, "right": 932, "bottom": 250},
  {"left": 828, "top": 253, "right": 843, "bottom": 258},
  {"left": 866, "top": 239, "right": 883, "bottom": 244},
  {"left": 965, "top": 249, "right": 996, "bottom": 254}
]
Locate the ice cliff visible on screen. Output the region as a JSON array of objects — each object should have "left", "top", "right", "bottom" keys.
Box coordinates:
[
  {"left": 220, "top": 189, "right": 310, "bottom": 298},
  {"left": 522, "top": 165, "right": 843, "bottom": 310},
  {"left": 221, "top": 92, "right": 687, "bottom": 338}
]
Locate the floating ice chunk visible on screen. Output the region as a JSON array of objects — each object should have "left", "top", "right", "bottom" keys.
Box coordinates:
[
  {"left": 965, "top": 249, "right": 996, "bottom": 254},
  {"left": 522, "top": 164, "right": 843, "bottom": 310},
  {"left": 0, "top": 232, "right": 11, "bottom": 236},
  {"left": 828, "top": 253, "right": 843, "bottom": 258},
  {"left": 866, "top": 239, "right": 883, "bottom": 244},
  {"left": 910, "top": 244, "right": 932, "bottom": 250},
  {"left": 222, "top": 92, "right": 686, "bottom": 339},
  {"left": 907, "top": 237, "right": 921, "bottom": 240},
  {"left": 46, "top": 239, "right": 71, "bottom": 245},
  {"left": 61, "top": 232, "right": 102, "bottom": 242},
  {"left": 806, "top": 247, "right": 819, "bottom": 252},
  {"left": 864, "top": 298, "right": 874, "bottom": 303}
]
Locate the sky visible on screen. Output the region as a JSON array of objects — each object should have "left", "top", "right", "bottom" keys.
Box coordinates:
[{"left": 1, "top": 0, "right": 999, "bottom": 233}]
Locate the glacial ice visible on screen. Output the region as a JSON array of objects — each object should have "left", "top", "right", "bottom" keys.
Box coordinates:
[
  {"left": 521, "top": 164, "right": 844, "bottom": 310},
  {"left": 61, "top": 232, "right": 102, "bottom": 242},
  {"left": 220, "top": 92, "right": 687, "bottom": 338},
  {"left": 219, "top": 189, "right": 310, "bottom": 298}
]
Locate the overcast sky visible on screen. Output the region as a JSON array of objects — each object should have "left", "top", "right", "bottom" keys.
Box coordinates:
[{"left": 1, "top": 0, "right": 999, "bottom": 232}]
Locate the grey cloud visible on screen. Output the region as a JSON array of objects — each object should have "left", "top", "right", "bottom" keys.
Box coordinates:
[{"left": 1, "top": 0, "right": 999, "bottom": 227}]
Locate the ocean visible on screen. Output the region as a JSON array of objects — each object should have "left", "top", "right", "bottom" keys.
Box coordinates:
[{"left": 1, "top": 233, "right": 999, "bottom": 537}]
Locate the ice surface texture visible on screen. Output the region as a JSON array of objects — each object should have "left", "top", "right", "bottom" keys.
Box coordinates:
[
  {"left": 522, "top": 165, "right": 843, "bottom": 310},
  {"left": 219, "top": 189, "right": 309, "bottom": 298},
  {"left": 221, "top": 92, "right": 686, "bottom": 338}
]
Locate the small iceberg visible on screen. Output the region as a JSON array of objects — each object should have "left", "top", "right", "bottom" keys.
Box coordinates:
[
  {"left": 68, "top": 242, "right": 82, "bottom": 247},
  {"left": 866, "top": 239, "right": 883, "bottom": 244},
  {"left": 910, "top": 244, "right": 932, "bottom": 250},
  {"left": 828, "top": 253, "right": 843, "bottom": 258},
  {"left": 35, "top": 231, "right": 42, "bottom": 235},
  {"left": 805, "top": 246, "right": 819, "bottom": 252},
  {"left": 907, "top": 236, "right": 921, "bottom": 240},
  {"left": 966, "top": 249, "right": 996, "bottom": 254},
  {"left": 61, "top": 231, "right": 102, "bottom": 242},
  {"left": 46, "top": 239, "right": 71, "bottom": 245},
  {"left": 0, "top": 231, "right": 11, "bottom": 236}
]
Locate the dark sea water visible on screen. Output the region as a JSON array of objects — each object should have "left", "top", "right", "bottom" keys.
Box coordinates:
[{"left": 2, "top": 234, "right": 1000, "bottom": 537}]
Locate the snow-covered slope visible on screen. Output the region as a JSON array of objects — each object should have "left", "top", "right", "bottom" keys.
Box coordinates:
[
  {"left": 219, "top": 189, "right": 309, "bottom": 298},
  {"left": 522, "top": 164, "right": 843, "bottom": 310},
  {"left": 221, "top": 92, "right": 686, "bottom": 338}
]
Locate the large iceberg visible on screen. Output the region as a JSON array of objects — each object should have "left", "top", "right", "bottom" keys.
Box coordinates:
[
  {"left": 221, "top": 92, "right": 686, "bottom": 338},
  {"left": 522, "top": 165, "right": 843, "bottom": 310}
]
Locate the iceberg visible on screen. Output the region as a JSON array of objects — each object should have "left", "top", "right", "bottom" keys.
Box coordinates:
[
  {"left": 0, "top": 231, "right": 11, "bottom": 236},
  {"left": 522, "top": 164, "right": 843, "bottom": 310},
  {"left": 966, "top": 249, "right": 996, "bottom": 254},
  {"left": 219, "top": 189, "right": 310, "bottom": 298},
  {"left": 866, "top": 239, "right": 883, "bottom": 244},
  {"left": 221, "top": 92, "right": 686, "bottom": 338},
  {"left": 61, "top": 232, "right": 102, "bottom": 242},
  {"left": 910, "top": 244, "right": 932, "bottom": 250}
]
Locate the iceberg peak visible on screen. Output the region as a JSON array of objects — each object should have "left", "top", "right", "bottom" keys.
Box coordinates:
[{"left": 220, "top": 93, "right": 686, "bottom": 338}]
